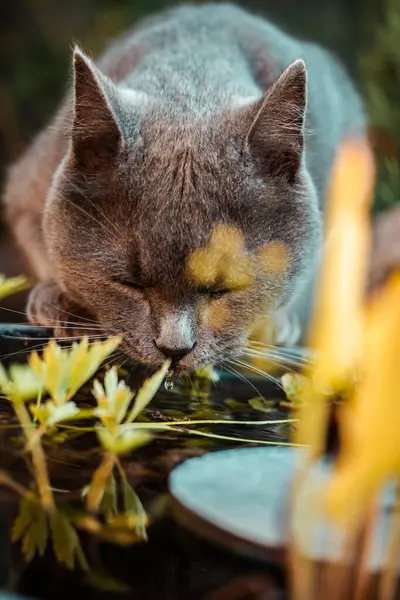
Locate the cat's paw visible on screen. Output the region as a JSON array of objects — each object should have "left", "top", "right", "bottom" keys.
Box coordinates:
[
  {"left": 368, "top": 205, "right": 400, "bottom": 294},
  {"left": 27, "top": 282, "right": 99, "bottom": 339}
]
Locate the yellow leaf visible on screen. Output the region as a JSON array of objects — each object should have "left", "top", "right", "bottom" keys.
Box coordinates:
[
  {"left": 29, "top": 337, "right": 121, "bottom": 405},
  {"left": 0, "top": 363, "right": 43, "bottom": 402},
  {"left": 281, "top": 373, "right": 312, "bottom": 405},
  {"left": 248, "top": 397, "right": 275, "bottom": 413},
  {"left": 12, "top": 493, "right": 38, "bottom": 542},
  {"left": 126, "top": 360, "right": 171, "bottom": 423},
  {"left": 13, "top": 494, "right": 48, "bottom": 563},
  {"left": 294, "top": 138, "right": 376, "bottom": 455},
  {"left": 194, "top": 365, "right": 220, "bottom": 381},
  {"left": 100, "top": 474, "right": 118, "bottom": 520},
  {"left": 67, "top": 337, "right": 122, "bottom": 400},
  {"left": 92, "top": 367, "right": 134, "bottom": 426},
  {"left": 308, "top": 138, "right": 375, "bottom": 389},
  {"left": 97, "top": 425, "right": 152, "bottom": 455},
  {"left": 0, "top": 274, "right": 30, "bottom": 300},
  {"left": 120, "top": 474, "right": 147, "bottom": 539},
  {"left": 48, "top": 401, "right": 80, "bottom": 426},
  {"left": 51, "top": 510, "right": 88, "bottom": 571},
  {"left": 325, "top": 273, "right": 400, "bottom": 527}
]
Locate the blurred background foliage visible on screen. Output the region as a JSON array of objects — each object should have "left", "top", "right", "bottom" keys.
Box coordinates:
[
  {"left": 361, "top": 0, "right": 400, "bottom": 214},
  {"left": 0, "top": 0, "right": 398, "bottom": 284}
]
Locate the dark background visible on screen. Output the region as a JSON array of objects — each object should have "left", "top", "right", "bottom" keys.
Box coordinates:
[
  {"left": 0, "top": 0, "right": 397, "bottom": 317},
  {"left": 0, "top": 0, "right": 382, "bottom": 172}
]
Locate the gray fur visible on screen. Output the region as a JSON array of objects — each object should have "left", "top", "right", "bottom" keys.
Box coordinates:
[{"left": 3, "top": 3, "right": 366, "bottom": 369}]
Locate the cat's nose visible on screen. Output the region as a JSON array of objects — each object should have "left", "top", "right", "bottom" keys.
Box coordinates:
[
  {"left": 154, "top": 341, "right": 196, "bottom": 362},
  {"left": 154, "top": 310, "right": 196, "bottom": 362}
]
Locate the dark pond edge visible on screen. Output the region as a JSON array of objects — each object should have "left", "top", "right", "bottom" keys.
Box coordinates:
[{"left": 170, "top": 494, "right": 286, "bottom": 566}]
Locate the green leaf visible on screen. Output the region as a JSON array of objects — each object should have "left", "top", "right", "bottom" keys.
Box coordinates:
[
  {"left": 22, "top": 528, "right": 37, "bottom": 563},
  {"left": 281, "top": 372, "right": 311, "bottom": 404},
  {"left": 47, "top": 401, "right": 80, "bottom": 425},
  {"left": 248, "top": 397, "right": 276, "bottom": 413},
  {"left": 93, "top": 523, "right": 144, "bottom": 546},
  {"left": 74, "top": 511, "right": 144, "bottom": 546},
  {"left": 126, "top": 360, "right": 171, "bottom": 423},
  {"left": 22, "top": 514, "right": 48, "bottom": 562},
  {"left": 51, "top": 510, "right": 87, "bottom": 571},
  {"left": 74, "top": 538, "right": 89, "bottom": 572},
  {"left": 35, "top": 513, "right": 48, "bottom": 557},
  {"left": 0, "top": 363, "right": 43, "bottom": 402},
  {"left": 115, "top": 428, "right": 152, "bottom": 455},
  {"left": 224, "top": 398, "right": 246, "bottom": 410},
  {"left": 194, "top": 365, "right": 220, "bottom": 381},
  {"left": 12, "top": 494, "right": 36, "bottom": 542},
  {"left": 101, "top": 474, "right": 117, "bottom": 520},
  {"left": 0, "top": 274, "right": 30, "bottom": 300},
  {"left": 97, "top": 425, "right": 152, "bottom": 455},
  {"left": 120, "top": 475, "right": 147, "bottom": 539},
  {"left": 13, "top": 494, "right": 48, "bottom": 563}
]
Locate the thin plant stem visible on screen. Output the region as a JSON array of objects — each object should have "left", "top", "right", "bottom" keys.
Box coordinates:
[
  {"left": 320, "top": 560, "right": 354, "bottom": 600},
  {"left": 0, "top": 470, "right": 29, "bottom": 497},
  {"left": 181, "top": 429, "right": 302, "bottom": 446},
  {"left": 12, "top": 401, "right": 55, "bottom": 512},
  {"left": 288, "top": 453, "right": 319, "bottom": 600},
  {"left": 288, "top": 477, "right": 317, "bottom": 600},
  {"left": 352, "top": 500, "right": 378, "bottom": 600},
  {"left": 25, "top": 423, "right": 47, "bottom": 452},
  {"left": 288, "top": 551, "right": 316, "bottom": 600},
  {"left": 33, "top": 387, "right": 42, "bottom": 423},
  {"left": 86, "top": 451, "right": 116, "bottom": 513},
  {"left": 379, "top": 483, "right": 400, "bottom": 600},
  {"left": 130, "top": 418, "right": 297, "bottom": 428}
]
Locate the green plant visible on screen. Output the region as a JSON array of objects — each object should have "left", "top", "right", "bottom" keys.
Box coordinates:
[
  {"left": 361, "top": 0, "right": 400, "bottom": 213},
  {"left": 0, "top": 274, "right": 30, "bottom": 300},
  {"left": 0, "top": 276, "right": 296, "bottom": 572}
]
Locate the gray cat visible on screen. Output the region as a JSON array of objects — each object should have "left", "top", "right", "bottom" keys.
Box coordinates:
[{"left": 3, "top": 3, "right": 366, "bottom": 372}]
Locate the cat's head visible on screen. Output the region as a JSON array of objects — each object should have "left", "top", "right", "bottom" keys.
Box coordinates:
[{"left": 44, "top": 48, "right": 321, "bottom": 371}]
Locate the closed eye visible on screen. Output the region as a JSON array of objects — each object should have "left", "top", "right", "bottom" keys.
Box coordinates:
[
  {"left": 112, "top": 278, "right": 145, "bottom": 290},
  {"left": 198, "top": 287, "right": 232, "bottom": 299}
]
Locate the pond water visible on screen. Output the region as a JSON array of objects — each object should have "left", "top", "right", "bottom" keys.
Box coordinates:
[{"left": 0, "top": 324, "right": 303, "bottom": 600}]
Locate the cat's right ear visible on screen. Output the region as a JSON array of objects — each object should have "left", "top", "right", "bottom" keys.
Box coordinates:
[
  {"left": 243, "top": 59, "right": 307, "bottom": 181},
  {"left": 71, "top": 47, "right": 122, "bottom": 169}
]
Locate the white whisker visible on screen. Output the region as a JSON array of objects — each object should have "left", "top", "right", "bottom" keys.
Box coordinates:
[
  {"left": 44, "top": 301, "right": 100, "bottom": 325},
  {"left": 247, "top": 341, "right": 312, "bottom": 364},
  {"left": 0, "top": 306, "right": 105, "bottom": 330},
  {"left": 67, "top": 182, "right": 121, "bottom": 238},
  {"left": 229, "top": 357, "right": 284, "bottom": 390},
  {"left": 223, "top": 362, "right": 266, "bottom": 399},
  {"left": 0, "top": 334, "right": 107, "bottom": 342},
  {"left": 243, "top": 348, "right": 308, "bottom": 370},
  {"left": 242, "top": 349, "right": 298, "bottom": 372}
]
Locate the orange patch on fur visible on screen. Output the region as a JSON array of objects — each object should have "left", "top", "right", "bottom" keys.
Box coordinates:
[
  {"left": 257, "top": 242, "right": 290, "bottom": 276},
  {"left": 203, "top": 301, "right": 231, "bottom": 330},
  {"left": 187, "top": 224, "right": 255, "bottom": 289}
]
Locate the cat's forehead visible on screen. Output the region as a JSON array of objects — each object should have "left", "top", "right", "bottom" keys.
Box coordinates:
[
  {"left": 110, "top": 117, "right": 296, "bottom": 286},
  {"left": 129, "top": 137, "right": 263, "bottom": 233},
  {"left": 132, "top": 115, "right": 242, "bottom": 181}
]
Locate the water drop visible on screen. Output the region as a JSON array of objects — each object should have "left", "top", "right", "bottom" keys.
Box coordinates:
[{"left": 165, "top": 369, "right": 174, "bottom": 391}]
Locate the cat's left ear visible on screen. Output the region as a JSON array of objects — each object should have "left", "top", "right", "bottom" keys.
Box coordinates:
[
  {"left": 71, "top": 47, "right": 122, "bottom": 169},
  {"left": 244, "top": 59, "right": 307, "bottom": 180}
]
